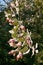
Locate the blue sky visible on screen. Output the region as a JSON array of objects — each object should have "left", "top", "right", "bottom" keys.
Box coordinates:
[
  {"left": 0, "top": 0, "right": 12, "bottom": 12},
  {"left": 0, "top": 0, "right": 7, "bottom": 5},
  {"left": 0, "top": 0, "right": 12, "bottom": 5}
]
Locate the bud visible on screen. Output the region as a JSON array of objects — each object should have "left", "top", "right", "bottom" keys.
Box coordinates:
[
  {"left": 35, "top": 50, "right": 38, "bottom": 53},
  {"left": 16, "top": 42, "right": 22, "bottom": 47},
  {"left": 12, "top": 14, "right": 15, "bottom": 17},
  {"left": 35, "top": 43, "right": 38, "bottom": 48},
  {"left": 8, "top": 39, "right": 16, "bottom": 43},
  {"left": 16, "top": 8, "right": 19, "bottom": 14},
  {"left": 32, "top": 46, "right": 35, "bottom": 56},
  {"left": 9, "top": 30, "right": 14, "bottom": 34},
  {"left": 9, "top": 19, "right": 12, "bottom": 23},
  {"left": 6, "top": 17, "right": 9, "bottom": 21},
  {"left": 8, "top": 39, "right": 16, "bottom": 47},
  {"left": 10, "top": 2, "right": 15, "bottom": 8},
  {"left": 16, "top": 52, "right": 23, "bottom": 61},
  {"left": 20, "top": 25, "right": 25, "bottom": 31},
  {"left": 18, "top": 33, "right": 24, "bottom": 37},
  {"left": 9, "top": 42, "right": 15, "bottom": 47},
  {"left": 8, "top": 50, "right": 16, "bottom": 56},
  {"left": 15, "top": 0, "right": 19, "bottom": 6}
]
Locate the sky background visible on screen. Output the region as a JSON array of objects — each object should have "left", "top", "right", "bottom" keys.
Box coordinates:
[
  {"left": 0, "top": 0, "right": 12, "bottom": 12},
  {"left": 0, "top": 0, "right": 12, "bottom": 5}
]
